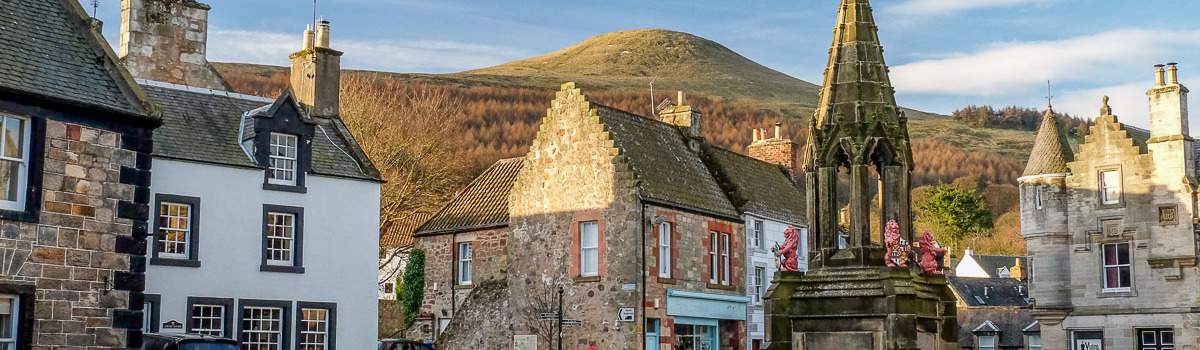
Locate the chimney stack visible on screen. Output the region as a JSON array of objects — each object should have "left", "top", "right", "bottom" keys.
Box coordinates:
[
  {"left": 290, "top": 20, "right": 343, "bottom": 118},
  {"left": 118, "top": 0, "right": 228, "bottom": 90},
  {"left": 747, "top": 122, "right": 799, "bottom": 182},
  {"left": 658, "top": 91, "right": 703, "bottom": 140},
  {"left": 1147, "top": 62, "right": 1190, "bottom": 139}
]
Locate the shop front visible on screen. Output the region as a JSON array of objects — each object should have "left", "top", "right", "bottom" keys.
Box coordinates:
[{"left": 666, "top": 290, "right": 750, "bottom": 350}]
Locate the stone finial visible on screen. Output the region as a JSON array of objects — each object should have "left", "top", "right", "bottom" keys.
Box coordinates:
[{"left": 1101, "top": 95, "right": 1112, "bottom": 116}]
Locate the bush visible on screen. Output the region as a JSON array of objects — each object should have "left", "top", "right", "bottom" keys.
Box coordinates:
[{"left": 399, "top": 249, "right": 425, "bottom": 329}]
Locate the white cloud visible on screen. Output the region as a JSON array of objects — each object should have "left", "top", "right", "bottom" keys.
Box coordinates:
[
  {"left": 1055, "top": 77, "right": 1199, "bottom": 135},
  {"left": 206, "top": 29, "right": 528, "bottom": 73},
  {"left": 886, "top": 0, "right": 1051, "bottom": 17},
  {"left": 890, "top": 29, "right": 1200, "bottom": 97}
]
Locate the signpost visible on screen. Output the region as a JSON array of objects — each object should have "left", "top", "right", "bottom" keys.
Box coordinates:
[
  {"left": 617, "top": 307, "right": 635, "bottom": 322},
  {"left": 561, "top": 319, "right": 583, "bottom": 327}
]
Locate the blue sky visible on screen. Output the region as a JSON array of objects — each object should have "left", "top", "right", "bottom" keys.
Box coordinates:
[{"left": 88, "top": 0, "right": 1200, "bottom": 130}]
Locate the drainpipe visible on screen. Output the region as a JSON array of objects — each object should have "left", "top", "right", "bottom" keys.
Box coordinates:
[
  {"left": 640, "top": 202, "right": 647, "bottom": 350},
  {"left": 450, "top": 232, "right": 457, "bottom": 322}
]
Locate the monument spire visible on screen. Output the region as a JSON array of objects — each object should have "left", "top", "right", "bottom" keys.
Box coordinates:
[{"left": 813, "top": 0, "right": 901, "bottom": 127}]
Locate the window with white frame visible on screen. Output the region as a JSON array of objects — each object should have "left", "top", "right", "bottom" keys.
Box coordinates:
[
  {"left": 192, "top": 304, "right": 227, "bottom": 337},
  {"left": 753, "top": 266, "right": 765, "bottom": 303},
  {"left": 1102, "top": 242, "right": 1131, "bottom": 291},
  {"left": 0, "top": 115, "right": 30, "bottom": 211},
  {"left": 241, "top": 306, "right": 284, "bottom": 350},
  {"left": 1025, "top": 334, "right": 1042, "bottom": 350},
  {"left": 298, "top": 308, "right": 330, "bottom": 350},
  {"left": 720, "top": 233, "right": 730, "bottom": 285},
  {"left": 708, "top": 232, "right": 719, "bottom": 284},
  {"left": 268, "top": 133, "right": 298, "bottom": 186},
  {"left": 658, "top": 222, "right": 671, "bottom": 278},
  {"left": 0, "top": 295, "right": 19, "bottom": 350},
  {"left": 579, "top": 221, "right": 599, "bottom": 277},
  {"left": 1138, "top": 328, "right": 1174, "bottom": 350},
  {"left": 457, "top": 242, "right": 473, "bottom": 285},
  {"left": 977, "top": 335, "right": 996, "bottom": 350},
  {"left": 265, "top": 212, "right": 296, "bottom": 266},
  {"left": 752, "top": 220, "right": 764, "bottom": 248},
  {"left": 157, "top": 202, "right": 192, "bottom": 259},
  {"left": 1099, "top": 170, "right": 1121, "bottom": 205}
]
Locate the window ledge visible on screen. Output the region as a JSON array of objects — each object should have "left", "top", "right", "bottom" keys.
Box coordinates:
[
  {"left": 262, "top": 183, "right": 307, "bottom": 193},
  {"left": 656, "top": 277, "right": 677, "bottom": 285},
  {"left": 150, "top": 257, "right": 201, "bottom": 268},
  {"left": 0, "top": 207, "right": 37, "bottom": 223},
  {"left": 1098, "top": 288, "right": 1134, "bottom": 298},
  {"left": 453, "top": 284, "right": 474, "bottom": 290},
  {"left": 706, "top": 283, "right": 736, "bottom": 291},
  {"left": 260, "top": 265, "right": 305, "bottom": 274},
  {"left": 574, "top": 276, "right": 601, "bottom": 283}
]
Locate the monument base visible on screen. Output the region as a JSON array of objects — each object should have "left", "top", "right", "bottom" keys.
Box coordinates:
[{"left": 764, "top": 267, "right": 958, "bottom": 350}]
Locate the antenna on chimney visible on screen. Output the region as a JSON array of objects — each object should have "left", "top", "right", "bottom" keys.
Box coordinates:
[
  {"left": 91, "top": 0, "right": 99, "bottom": 19},
  {"left": 312, "top": 0, "right": 319, "bottom": 32}
]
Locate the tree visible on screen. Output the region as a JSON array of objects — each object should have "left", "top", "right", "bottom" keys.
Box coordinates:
[
  {"left": 915, "top": 184, "right": 993, "bottom": 251},
  {"left": 399, "top": 249, "right": 425, "bottom": 329}
]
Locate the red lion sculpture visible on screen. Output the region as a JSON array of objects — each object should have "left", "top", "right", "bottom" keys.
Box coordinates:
[
  {"left": 883, "top": 219, "right": 910, "bottom": 268},
  {"left": 917, "top": 231, "right": 947, "bottom": 275},
  {"left": 773, "top": 227, "right": 801, "bottom": 272}
]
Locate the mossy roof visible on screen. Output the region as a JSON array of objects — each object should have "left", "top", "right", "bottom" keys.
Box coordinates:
[
  {"left": 701, "top": 145, "right": 805, "bottom": 224},
  {"left": 416, "top": 157, "right": 525, "bottom": 236}
]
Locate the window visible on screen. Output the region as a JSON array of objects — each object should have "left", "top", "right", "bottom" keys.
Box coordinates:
[
  {"left": 579, "top": 221, "right": 599, "bottom": 277},
  {"left": 267, "top": 133, "right": 298, "bottom": 186},
  {"left": 977, "top": 335, "right": 996, "bottom": 350},
  {"left": 0, "top": 115, "right": 30, "bottom": 212},
  {"left": 1099, "top": 170, "right": 1121, "bottom": 205},
  {"left": 266, "top": 212, "right": 295, "bottom": 265},
  {"left": 0, "top": 295, "right": 19, "bottom": 350},
  {"left": 674, "top": 324, "right": 716, "bottom": 350},
  {"left": 709, "top": 232, "right": 719, "bottom": 284},
  {"left": 1102, "top": 242, "right": 1131, "bottom": 291},
  {"left": 1033, "top": 185, "right": 1044, "bottom": 209},
  {"left": 152, "top": 194, "right": 200, "bottom": 266},
  {"left": 456, "top": 242, "right": 473, "bottom": 285},
  {"left": 1072, "top": 331, "right": 1103, "bottom": 350},
  {"left": 1138, "top": 328, "right": 1174, "bottom": 350},
  {"left": 187, "top": 297, "right": 233, "bottom": 337},
  {"left": 143, "top": 294, "right": 161, "bottom": 333},
  {"left": 239, "top": 300, "right": 289, "bottom": 350},
  {"left": 753, "top": 267, "right": 765, "bottom": 303},
  {"left": 721, "top": 233, "right": 730, "bottom": 285},
  {"left": 296, "top": 302, "right": 336, "bottom": 350},
  {"left": 658, "top": 222, "right": 671, "bottom": 278},
  {"left": 752, "top": 220, "right": 764, "bottom": 248},
  {"left": 1025, "top": 334, "right": 1041, "bottom": 350},
  {"left": 262, "top": 205, "right": 304, "bottom": 273}
]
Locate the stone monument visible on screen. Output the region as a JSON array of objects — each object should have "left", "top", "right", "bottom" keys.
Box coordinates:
[{"left": 764, "top": 0, "right": 959, "bottom": 349}]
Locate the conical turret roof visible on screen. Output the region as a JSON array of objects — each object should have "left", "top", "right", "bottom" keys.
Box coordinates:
[
  {"left": 1022, "top": 107, "right": 1074, "bottom": 177},
  {"left": 813, "top": 0, "right": 901, "bottom": 127}
]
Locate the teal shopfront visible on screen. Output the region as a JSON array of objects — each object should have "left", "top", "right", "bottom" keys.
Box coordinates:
[{"left": 666, "top": 290, "right": 750, "bottom": 350}]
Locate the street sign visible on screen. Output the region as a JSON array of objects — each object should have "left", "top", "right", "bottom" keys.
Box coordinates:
[
  {"left": 617, "top": 307, "right": 635, "bottom": 322},
  {"left": 538, "top": 312, "right": 560, "bottom": 321},
  {"left": 561, "top": 319, "right": 582, "bottom": 327}
]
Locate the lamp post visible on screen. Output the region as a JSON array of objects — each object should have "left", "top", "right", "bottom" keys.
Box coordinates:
[{"left": 557, "top": 287, "right": 564, "bottom": 350}]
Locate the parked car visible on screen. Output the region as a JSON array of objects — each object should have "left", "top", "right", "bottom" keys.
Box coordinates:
[
  {"left": 378, "top": 339, "right": 434, "bottom": 350},
  {"left": 142, "top": 333, "right": 239, "bottom": 350}
]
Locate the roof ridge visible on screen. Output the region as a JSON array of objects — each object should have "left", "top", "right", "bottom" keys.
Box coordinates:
[{"left": 139, "top": 79, "right": 275, "bottom": 103}]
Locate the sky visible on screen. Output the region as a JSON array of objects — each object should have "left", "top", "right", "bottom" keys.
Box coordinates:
[{"left": 87, "top": 0, "right": 1200, "bottom": 132}]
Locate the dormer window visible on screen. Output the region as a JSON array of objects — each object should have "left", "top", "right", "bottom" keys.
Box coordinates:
[{"left": 268, "top": 133, "right": 299, "bottom": 186}]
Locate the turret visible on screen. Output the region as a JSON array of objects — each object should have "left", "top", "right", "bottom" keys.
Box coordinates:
[{"left": 1017, "top": 106, "right": 1073, "bottom": 308}]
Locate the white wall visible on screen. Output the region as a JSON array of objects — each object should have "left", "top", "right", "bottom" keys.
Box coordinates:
[
  {"left": 378, "top": 249, "right": 407, "bottom": 300},
  {"left": 147, "top": 159, "right": 381, "bottom": 350},
  {"left": 743, "top": 214, "right": 806, "bottom": 347}
]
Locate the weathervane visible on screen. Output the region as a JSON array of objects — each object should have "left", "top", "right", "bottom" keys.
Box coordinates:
[{"left": 1045, "top": 80, "right": 1054, "bottom": 108}]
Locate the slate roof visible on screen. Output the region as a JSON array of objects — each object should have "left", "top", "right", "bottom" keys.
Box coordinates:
[
  {"left": 701, "top": 145, "right": 805, "bottom": 224},
  {"left": 974, "top": 255, "right": 1027, "bottom": 278},
  {"left": 948, "top": 277, "right": 1029, "bottom": 307},
  {"left": 381, "top": 213, "right": 432, "bottom": 248},
  {"left": 1023, "top": 108, "right": 1074, "bottom": 177},
  {"left": 956, "top": 307, "right": 1037, "bottom": 348},
  {"left": 142, "top": 82, "right": 380, "bottom": 181},
  {"left": 0, "top": 0, "right": 151, "bottom": 119},
  {"left": 595, "top": 105, "right": 740, "bottom": 220},
  {"left": 416, "top": 157, "right": 525, "bottom": 236}
]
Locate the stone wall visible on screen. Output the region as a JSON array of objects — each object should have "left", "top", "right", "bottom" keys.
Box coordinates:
[
  {"left": 746, "top": 129, "right": 797, "bottom": 179},
  {"left": 0, "top": 115, "right": 153, "bottom": 350},
  {"left": 118, "top": 0, "right": 228, "bottom": 90},
  {"left": 414, "top": 227, "right": 507, "bottom": 327}
]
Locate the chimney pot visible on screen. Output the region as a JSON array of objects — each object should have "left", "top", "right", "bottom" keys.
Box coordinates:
[
  {"left": 774, "top": 123, "right": 782, "bottom": 139},
  {"left": 303, "top": 25, "right": 315, "bottom": 49},
  {"left": 1168, "top": 63, "right": 1180, "bottom": 85},
  {"left": 677, "top": 91, "right": 684, "bottom": 105},
  {"left": 1156, "top": 64, "right": 1167, "bottom": 87},
  {"left": 752, "top": 129, "right": 759, "bottom": 142},
  {"left": 316, "top": 20, "right": 331, "bottom": 49}
]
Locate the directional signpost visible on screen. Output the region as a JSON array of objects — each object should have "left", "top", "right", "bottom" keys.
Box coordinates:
[{"left": 561, "top": 319, "right": 583, "bottom": 327}]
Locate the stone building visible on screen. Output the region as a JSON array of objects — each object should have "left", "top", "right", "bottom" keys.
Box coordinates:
[
  {"left": 764, "top": 0, "right": 958, "bottom": 349},
  {"left": 412, "top": 87, "right": 807, "bottom": 350},
  {"left": 1020, "top": 64, "right": 1197, "bottom": 349},
  {"left": 114, "top": 1, "right": 384, "bottom": 349},
  {"left": 0, "top": 0, "right": 161, "bottom": 348}
]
